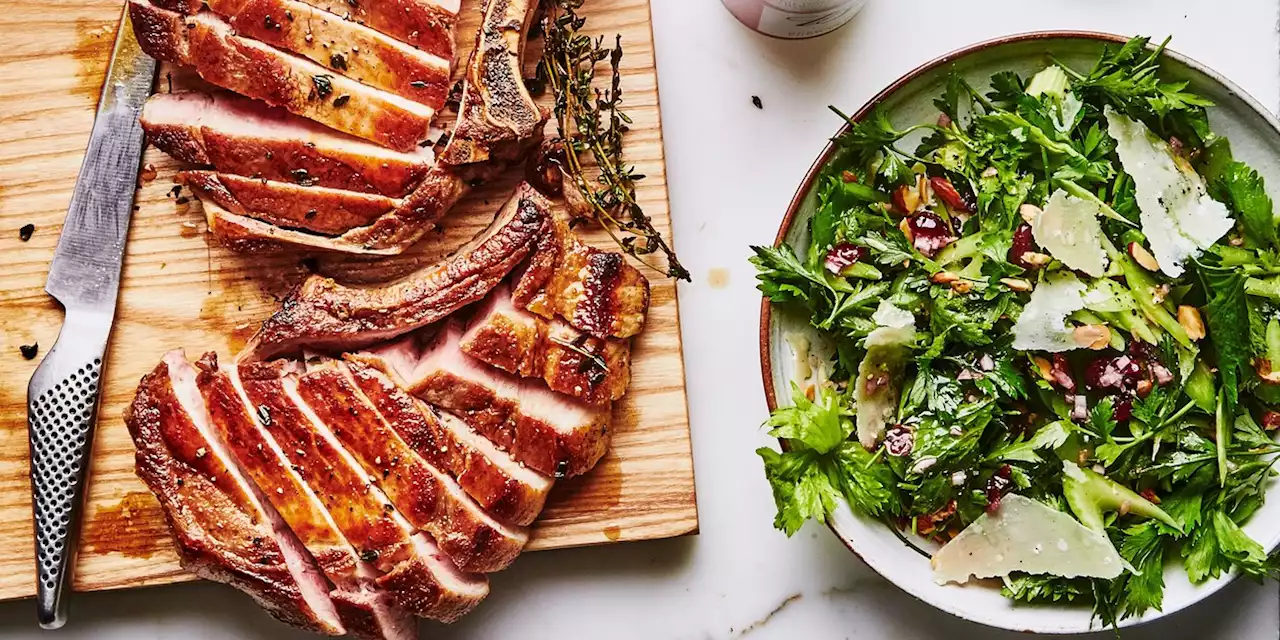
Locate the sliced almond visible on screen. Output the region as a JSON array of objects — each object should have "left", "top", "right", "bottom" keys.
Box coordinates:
[
  {"left": 1019, "top": 203, "right": 1043, "bottom": 224},
  {"left": 1000, "top": 278, "right": 1033, "bottom": 292},
  {"left": 1020, "top": 251, "right": 1052, "bottom": 267},
  {"left": 1136, "top": 379, "right": 1154, "bottom": 398},
  {"left": 1073, "top": 324, "right": 1111, "bottom": 350},
  {"left": 931, "top": 271, "right": 959, "bottom": 284},
  {"left": 1128, "top": 242, "right": 1161, "bottom": 272},
  {"left": 1178, "top": 305, "right": 1206, "bottom": 341},
  {"left": 950, "top": 280, "right": 974, "bottom": 294},
  {"left": 899, "top": 217, "right": 913, "bottom": 244},
  {"left": 1032, "top": 356, "right": 1054, "bottom": 383},
  {"left": 894, "top": 185, "right": 922, "bottom": 215},
  {"left": 1257, "top": 359, "right": 1280, "bottom": 383},
  {"left": 917, "top": 174, "right": 932, "bottom": 207},
  {"left": 1152, "top": 284, "right": 1170, "bottom": 305}
]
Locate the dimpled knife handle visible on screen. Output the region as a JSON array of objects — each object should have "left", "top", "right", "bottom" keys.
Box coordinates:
[{"left": 27, "top": 333, "right": 107, "bottom": 630}]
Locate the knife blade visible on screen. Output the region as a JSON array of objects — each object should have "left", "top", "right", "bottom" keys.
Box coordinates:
[{"left": 26, "top": 5, "right": 156, "bottom": 629}]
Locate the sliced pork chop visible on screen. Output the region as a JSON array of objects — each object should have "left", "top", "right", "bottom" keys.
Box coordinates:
[
  {"left": 344, "top": 358, "right": 553, "bottom": 527},
  {"left": 179, "top": 171, "right": 397, "bottom": 236},
  {"left": 202, "top": 199, "right": 401, "bottom": 255},
  {"left": 241, "top": 182, "right": 552, "bottom": 360},
  {"left": 235, "top": 360, "right": 489, "bottom": 620},
  {"left": 336, "top": 165, "right": 471, "bottom": 251},
  {"left": 198, "top": 164, "right": 471, "bottom": 255},
  {"left": 296, "top": 357, "right": 528, "bottom": 571},
  {"left": 461, "top": 283, "right": 632, "bottom": 406},
  {"left": 124, "top": 352, "right": 345, "bottom": 636},
  {"left": 129, "top": 1, "right": 435, "bottom": 151},
  {"left": 361, "top": 321, "right": 611, "bottom": 478},
  {"left": 190, "top": 353, "right": 417, "bottom": 639},
  {"left": 514, "top": 211, "right": 651, "bottom": 340},
  {"left": 440, "top": 0, "right": 543, "bottom": 166},
  {"left": 142, "top": 92, "right": 433, "bottom": 197},
  {"left": 194, "top": 0, "right": 452, "bottom": 107},
  {"left": 293, "top": 0, "right": 458, "bottom": 61}
]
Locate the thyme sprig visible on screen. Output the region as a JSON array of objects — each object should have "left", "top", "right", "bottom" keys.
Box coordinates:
[
  {"left": 539, "top": 0, "right": 690, "bottom": 281},
  {"left": 549, "top": 334, "right": 610, "bottom": 373}
]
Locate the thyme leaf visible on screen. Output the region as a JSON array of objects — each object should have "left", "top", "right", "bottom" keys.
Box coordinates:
[
  {"left": 538, "top": 0, "right": 689, "bottom": 281},
  {"left": 550, "top": 334, "right": 609, "bottom": 373}
]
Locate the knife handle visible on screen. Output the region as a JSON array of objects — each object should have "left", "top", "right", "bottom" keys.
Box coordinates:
[{"left": 26, "top": 309, "right": 112, "bottom": 629}]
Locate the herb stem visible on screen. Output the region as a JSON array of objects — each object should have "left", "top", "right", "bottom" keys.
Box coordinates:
[{"left": 540, "top": 1, "right": 689, "bottom": 280}]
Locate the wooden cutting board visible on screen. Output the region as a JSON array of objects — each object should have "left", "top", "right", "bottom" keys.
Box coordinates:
[{"left": 0, "top": 0, "right": 696, "bottom": 599}]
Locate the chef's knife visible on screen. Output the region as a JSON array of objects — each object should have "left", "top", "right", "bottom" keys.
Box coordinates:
[{"left": 26, "top": 5, "right": 156, "bottom": 629}]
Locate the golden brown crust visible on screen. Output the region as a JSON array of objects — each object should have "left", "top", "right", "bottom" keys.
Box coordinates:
[
  {"left": 203, "top": 0, "right": 452, "bottom": 108},
  {"left": 395, "top": 321, "right": 612, "bottom": 478},
  {"left": 180, "top": 171, "right": 396, "bottom": 235},
  {"left": 460, "top": 291, "right": 632, "bottom": 405},
  {"left": 124, "top": 360, "right": 340, "bottom": 635},
  {"left": 142, "top": 93, "right": 434, "bottom": 197},
  {"left": 514, "top": 211, "right": 651, "bottom": 339},
  {"left": 241, "top": 183, "right": 551, "bottom": 359},
  {"left": 231, "top": 359, "right": 487, "bottom": 620},
  {"left": 203, "top": 199, "right": 401, "bottom": 255},
  {"left": 373, "top": 549, "right": 480, "bottom": 623},
  {"left": 335, "top": 166, "right": 470, "bottom": 249},
  {"left": 344, "top": 358, "right": 552, "bottom": 527},
  {"left": 294, "top": 361, "right": 527, "bottom": 572},
  {"left": 291, "top": 0, "right": 458, "bottom": 62},
  {"left": 199, "top": 128, "right": 431, "bottom": 198},
  {"left": 440, "top": 0, "right": 545, "bottom": 165},
  {"left": 129, "top": 1, "right": 434, "bottom": 151},
  {"left": 414, "top": 365, "right": 610, "bottom": 478},
  {"left": 142, "top": 119, "right": 212, "bottom": 164},
  {"left": 195, "top": 165, "right": 471, "bottom": 255}
]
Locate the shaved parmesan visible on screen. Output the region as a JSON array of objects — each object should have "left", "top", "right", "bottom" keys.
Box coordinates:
[
  {"left": 931, "top": 494, "right": 1126, "bottom": 584},
  {"left": 854, "top": 301, "right": 916, "bottom": 448},
  {"left": 1032, "top": 189, "right": 1109, "bottom": 276},
  {"left": 1105, "top": 108, "right": 1233, "bottom": 276},
  {"left": 1011, "top": 272, "right": 1087, "bottom": 352},
  {"left": 871, "top": 299, "right": 915, "bottom": 329}
]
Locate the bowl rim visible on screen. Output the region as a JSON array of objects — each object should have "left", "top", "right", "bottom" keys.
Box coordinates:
[{"left": 756, "top": 29, "right": 1280, "bottom": 632}]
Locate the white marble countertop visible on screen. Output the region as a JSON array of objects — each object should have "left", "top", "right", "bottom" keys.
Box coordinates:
[{"left": 4, "top": 0, "right": 1280, "bottom": 638}]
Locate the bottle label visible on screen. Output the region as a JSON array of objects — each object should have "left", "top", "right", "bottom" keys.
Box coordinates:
[{"left": 756, "top": 1, "right": 866, "bottom": 39}]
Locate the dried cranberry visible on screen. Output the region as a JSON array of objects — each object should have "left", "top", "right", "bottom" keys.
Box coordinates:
[
  {"left": 929, "top": 177, "right": 973, "bottom": 213},
  {"left": 1263, "top": 411, "right": 1280, "bottom": 431},
  {"left": 1127, "top": 340, "right": 1156, "bottom": 361},
  {"left": 823, "top": 242, "right": 867, "bottom": 275},
  {"left": 1084, "top": 355, "right": 1142, "bottom": 394},
  {"left": 884, "top": 424, "right": 915, "bottom": 457},
  {"left": 985, "top": 465, "right": 1013, "bottom": 514},
  {"left": 841, "top": 170, "right": 858, "bottom": 183},
  {"left": 1113, "top": 396, "right": 1134, "bottom": 422},
  {"left": 1009, "top": 223, "right": 1038, "bottom": 268},
  {"left": 907, "top": 210, "right": 955, "bottom": 258}
]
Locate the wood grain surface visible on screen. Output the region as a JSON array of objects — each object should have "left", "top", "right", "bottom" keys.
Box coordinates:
[{"left": 0, "top": 0, "right": 696, "bottom": 600}]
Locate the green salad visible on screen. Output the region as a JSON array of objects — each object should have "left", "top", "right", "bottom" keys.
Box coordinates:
[{"left": 752, "top": 36, "right": 1280, "bottom": 627}]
